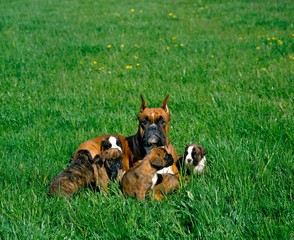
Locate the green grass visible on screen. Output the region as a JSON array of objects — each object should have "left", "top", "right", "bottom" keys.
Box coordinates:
[{"left": 0, "top": 0, "right": 293, "bottom": 239}]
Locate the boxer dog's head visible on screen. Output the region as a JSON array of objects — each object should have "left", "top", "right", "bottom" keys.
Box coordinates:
[
  {"left": 148, "top": 147, "right": 174, "bottom": 170},
  {"left": 138, "top": 95, "right": 170, "bottom": 152},
  {"left": 180, "top": 143, "right": 207, "bottom": 174}
]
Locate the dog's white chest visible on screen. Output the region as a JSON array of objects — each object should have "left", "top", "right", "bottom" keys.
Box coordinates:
[
  {"left": 156, "top": 166, "right": 174, "bottom": 175},
  {"left": 151, "top": 174, "right": 158, "bottom": 189}
]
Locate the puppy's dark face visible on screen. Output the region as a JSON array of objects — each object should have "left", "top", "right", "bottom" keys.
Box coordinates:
[
  {"left": 99, "top": 136, "right": 123, "bottom": 180},
  {"left": 149, "top": 148, "right": 174, "bottom": 170},
  {"left": 102, "top": 148, "right": 123, "bottom": 180},
  {"left": 138, "top": 95, "right": 170, "bottom": 151},
  {"left": 184, "top": 144, "right": 206, "bottom": 166}
]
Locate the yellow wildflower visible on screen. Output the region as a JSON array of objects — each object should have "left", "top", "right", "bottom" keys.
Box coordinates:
[
  {"left": 130, "top": 8, "right": 135, "bottom": 13},
  {"left": 136, "top": 63, "right": 140, "bottom": 67},
  {"left": 261, "top": 68, "right": 267, "bottom": 71},
  {"left": 180, "top": 43, "right": 185, "bottom": 47},
  {"left": 277, "top": 40, "right": 283, "bottom": 45},
  {"left": 172, "top": 36, "right": 177, "bottom": 41},
  {"left": 107, "top": 44, "right": 112, "bottom": 49},
  {"left": 125, "top": 65, "right": 133, "bottom": 69},
  {"left": 166, "top": 46, "right": 170, "bottom": 51},
  {"left": 93, "top": 61, "right": 97, "bottom": 65},
  {"left": 256, "top": 46, "right": 260, "bottom": 50},
  {"left": 168, "top": 13, "right": 177, "bottom": 18},
  {"left": 120, "top": 44, "right": 124, "bottom": 48}
]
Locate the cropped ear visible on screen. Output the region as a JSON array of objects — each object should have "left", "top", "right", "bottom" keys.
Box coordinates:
[
  {"left": 140, "top": 94, "right": 147, "bottom": 113},
  {"left": 161, "top": 95, "right": 169, "bottom": 114}
]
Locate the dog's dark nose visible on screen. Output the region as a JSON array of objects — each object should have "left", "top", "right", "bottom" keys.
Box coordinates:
[
  {"left": 148, "top": 124, "right": 158, "bottom": 131},
  {"left": 187, "top": 159, "right": 192, "bottom": 164}
]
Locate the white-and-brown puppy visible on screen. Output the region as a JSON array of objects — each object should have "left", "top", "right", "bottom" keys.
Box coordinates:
[
  {"left": 121, "top": 147, "right": 174, "bottom": 200},
  {"left": 177, "top": 143, "right": 207, "bottom": 175}
]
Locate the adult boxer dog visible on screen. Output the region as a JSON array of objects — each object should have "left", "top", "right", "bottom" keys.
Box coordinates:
[
  {"left": 177, "top": 143, "right": 207, "bottom": 175},
  {"left": 121, "top": 147, "right": 174, "bottom": 200},
  {"left": 48, "top": 136, "right": 123, "bottom": 197},
  {"left": 126, "top": 95, "right": 179, "bottom": 175}
]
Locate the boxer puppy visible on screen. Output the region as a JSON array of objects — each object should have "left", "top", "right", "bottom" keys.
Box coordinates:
[
  {"left": 48, "top": 136, "right": 123, "bottom": 197},
  {"left": 48, "top": 149, "right": 99, "bottom": 197},
  {"left": 99, "top": 136, "right": 123, "bottom": 182},
  {"left": 121, "top": 147, "right": 174, "bottom": 200},
  {"left": 177, "top": 143, "right": 207, "bottom": 175}
]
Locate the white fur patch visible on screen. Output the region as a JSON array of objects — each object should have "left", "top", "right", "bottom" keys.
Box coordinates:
[
  {"left": 156, "top": 166, "right": 174, "bottom": 175},
  {"left": 109, "top": 136, "right": 122, "bottom": 152},
  {"left": 151, "top": 167, "right": 174, "bottom": 188},
  {"left": 151, "top": 174, "right": 158, "bottom": 189},
  {"left": 194, "top": 156, "right": 206, "bottom": 173},
  {"left": 185, "top": 145, "right": 194, "bottom": 165}
]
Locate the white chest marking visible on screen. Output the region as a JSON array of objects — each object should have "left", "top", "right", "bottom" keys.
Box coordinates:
[
  {"left": 194, "top": 156, "right": 206, "bottom": 173},
  {"left": 152, "top": 167, "right": 174, "bottom": 189},
  {"left": 156, "top": 166, "right": 174, "bottom": 175},
  {"left": 109, "top": 136, "right": 122, "bottom": 152},
  {"left": 151, "top": 174, "right": 158, "bottom": 189}
]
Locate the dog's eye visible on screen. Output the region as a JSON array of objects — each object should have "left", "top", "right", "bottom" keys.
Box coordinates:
[
  {"left": 158, "top": 118, "right": 166, "bottom": 126},
  {"left": 105, "top": 144, "right": 111, "bottom": 150},
  {"left": 141, "top": 117, "right": 149, "bottom": 126}
]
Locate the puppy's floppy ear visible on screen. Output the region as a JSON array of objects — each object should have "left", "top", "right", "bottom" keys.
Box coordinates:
[
  {"left": 77, "top": 149, "right": 93, "bottom": 162},
  {"left": 200, "top": 146, "right": 207, "bottom": 157},
  {"left": 161, "top": 95, "right": 169, "bottom": 114},
  {"left": 100, "top": 138, "right": 107, "bottom": 151},
  {"left": 140, "top": 94, "right": 147, "bottom": 113},
  {"left": 151, "top": 157, "right": 164, "bottom": 168}
]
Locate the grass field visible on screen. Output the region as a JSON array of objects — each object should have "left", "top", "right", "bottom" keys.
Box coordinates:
[{"left": 0, "top": 0, "right": 293, "bottom": 239}]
